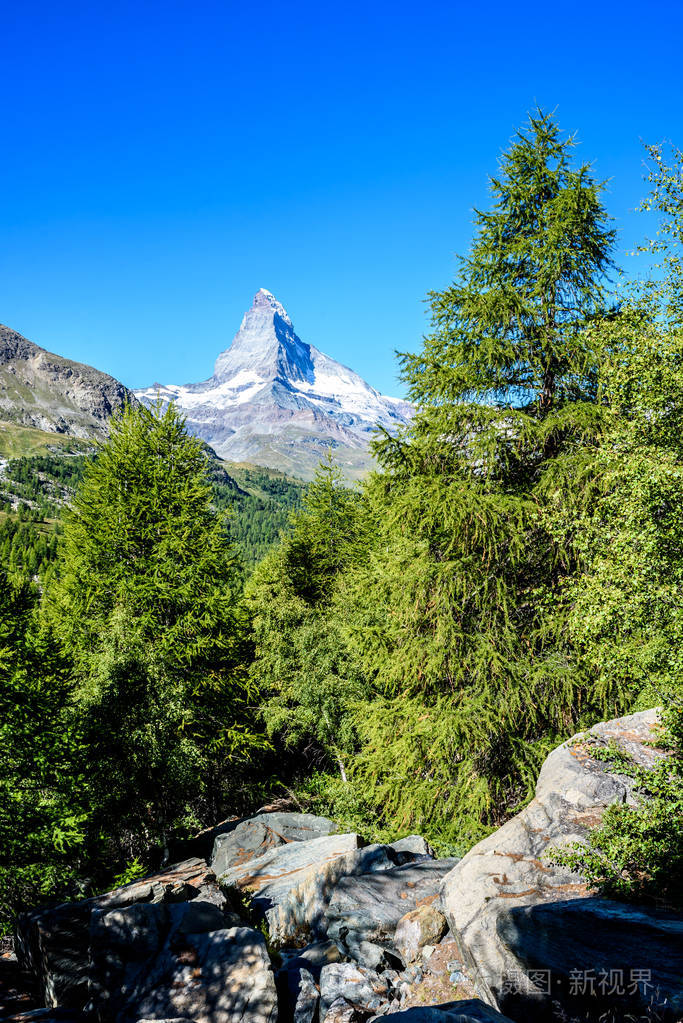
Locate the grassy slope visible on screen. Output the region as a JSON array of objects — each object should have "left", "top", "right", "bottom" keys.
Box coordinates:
[
  {"left": 0, "top": 421, "right": 94, "bottom": 458},
  {"left": 222, "top": 437, "right": 372, "bottom": 483}
]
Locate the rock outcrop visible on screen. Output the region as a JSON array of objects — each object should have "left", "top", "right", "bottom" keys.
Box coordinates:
[
  {"left": 16, "top": 858, "right": 221, "bottom": 1010},
  {"left": 440, "top": 709, "right": 683, "bottom": 1022},
  {"left": 15, "top": 858, "right": 277, "bottom": 1023},
  {"left": 211, "top": 812, "right": 338, "bottom": 877},
  {"left": 90, "top": 912, "right": 276, "bottom": 1023},
  {"left": 13, "top": 710, "right": 683, "bottom": 1023},
  {"left": 0, "top": 324, "right": 133, "bottom": 439},
  {"left": 214, "top": 835, "right": 411, "bottom": 947},
  {"left": 326, "top": 860, "right": 457, "bottom": 962}
]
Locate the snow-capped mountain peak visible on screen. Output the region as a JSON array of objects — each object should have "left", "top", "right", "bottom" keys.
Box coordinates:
[
  {"left": 213, "top": 287, "right": 313, "bottom": 386},
  {"left": 135, "top": 290, "right": 413, "bottom": 480}
]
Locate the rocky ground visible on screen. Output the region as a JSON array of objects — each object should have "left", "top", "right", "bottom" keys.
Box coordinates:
[{"left": 4, "top": 710, "right": 682, "bottom": 1023}]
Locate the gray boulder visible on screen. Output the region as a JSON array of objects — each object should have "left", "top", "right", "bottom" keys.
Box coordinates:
[
  {"left": 388, "top": 837, "right": 435, "bottom": 862},
  {"left": 326, "top": 860, "right": 458, "bottom": 962},
  {"left": 323, "top": 999, "right": 365, "bottom": 1023},
  {"left": 319, "top": 963, "right": 390, "bottom": 1018},
  {"left": 352, "top": 942, "right": 401, "bottom": 973},
  {"left": 440, "top": 709, "right": 683, "bottom": 1022},
  {"left": 393, "top": 906, "right": 448, "bottom": 965},
  {"left": 211, "top": 813, "right": 338, "bottom": 876},
  {"left": 293, "top": 967, "right": 319, "bottom": 1023},
  {"left": 116, "top": 924, "right": 277, "bottom": 1023},
  {"left": 277, "top": 940, "right": 342, "bottom": 1016},
  {"left": 16, "top": 858, "right": 224, "bottom": 1010},
  {"left": 217, "top": 835, "right": 398, "bottom": 946},
  {"left": 13, "top": 857, "right": 277, "bottom": 1023},
  {"left": 87, "top": 899, "right": 276, "bottom": 1023},
  {"left": 280, "top": 939, "right": 344, "bottom": 984}
]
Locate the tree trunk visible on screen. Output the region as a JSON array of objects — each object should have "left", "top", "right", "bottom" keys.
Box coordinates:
[{"left": 336, "top": 754, "right": 348, "bottom": 784}]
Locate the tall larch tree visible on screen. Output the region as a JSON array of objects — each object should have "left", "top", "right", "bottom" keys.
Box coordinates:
[
  {"left": 340, "top": 110, "right": 618, "bottom": 847},
  {"left": 48, "top": 401, "right": 261, "bottom": 860}
]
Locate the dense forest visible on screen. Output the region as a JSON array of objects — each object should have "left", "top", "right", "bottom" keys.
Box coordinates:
[
  {"left": 0, "top": 448, "right": 305, "bottom": 577},
  {"left": 2, "top": 111, "right": 683, "bottom": 933}
]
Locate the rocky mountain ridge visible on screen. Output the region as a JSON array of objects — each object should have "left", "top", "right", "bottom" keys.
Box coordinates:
[
  {"left": 135, "top": 289, "right": 413, "bottom": 480},
  {"left": 12, "top": 709, "right": 682, "bottom": 1023},
  {"left": 0, "top": 325, "right": 132, "bottom": 439}
]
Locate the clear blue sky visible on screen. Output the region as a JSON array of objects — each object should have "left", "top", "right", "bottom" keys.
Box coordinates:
[{"left": 2, "top": 0, "right": 682, "bottom": 398}]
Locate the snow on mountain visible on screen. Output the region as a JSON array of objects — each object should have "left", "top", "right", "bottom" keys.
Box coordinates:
[{"left": 135, "top": 289, "right": 413, "bottom": 479}]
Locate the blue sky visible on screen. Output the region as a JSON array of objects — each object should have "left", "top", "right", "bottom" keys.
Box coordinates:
[{"left": 2, "top": 0, "right": 682, "bottom": 398}]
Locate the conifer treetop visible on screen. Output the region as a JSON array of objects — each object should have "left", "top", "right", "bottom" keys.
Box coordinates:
[{"left": 401, "top": 109, "right": 616, "bottom": 417}]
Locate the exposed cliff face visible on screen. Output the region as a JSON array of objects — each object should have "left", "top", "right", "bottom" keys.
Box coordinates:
[
  {"left": 135, "top": 289, "right": 413, "bottom": 480},
  {"left": 0, "top": 324, "right": 133, "bottom": 438}
]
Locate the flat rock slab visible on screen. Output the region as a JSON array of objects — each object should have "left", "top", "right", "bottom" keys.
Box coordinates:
[
  {"left": 441, "top": 709, "right": 683, "bottom": 1022},
  {"left": 211, "top": 813, "right": 338, "bottom": 876},
  {"left": 326, "top": 860, "right": 458, "bottom": 961},
  {"left": 217, "top": 835, "right": 399, "bottom": 947}
]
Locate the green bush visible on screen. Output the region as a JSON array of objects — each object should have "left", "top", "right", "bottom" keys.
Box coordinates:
[{"left": 550, "top": 700, "right": 683, "bottom": 908}]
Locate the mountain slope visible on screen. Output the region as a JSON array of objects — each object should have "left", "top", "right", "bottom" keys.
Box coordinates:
[
  {"left": 135, "top": 289, "right": 413, "bottom": 479},
  {"left": 0, "top": 324, "right": 133, "bottom": 438}
]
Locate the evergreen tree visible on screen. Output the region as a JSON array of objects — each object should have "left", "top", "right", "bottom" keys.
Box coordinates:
[
  {"left": 247, "top": 455, "right": 367, "bottom": 782},
  {"left": 48, "top": 402, "right": 260, "bottom": 857},
  {"left": 0, "top": 571, "right": 87, "bottom": 933},
  {"left": 338, "top": 111, "right": 619, "bottom": 846},
  {"left": 637, "top": 141, "right": 683, "bottom": 327},
  {"left": 401, "top": 108, "right": 614, "bottom": 418},
  {"left": 566, "top": 144, "right": 683, "bottom": 709}
]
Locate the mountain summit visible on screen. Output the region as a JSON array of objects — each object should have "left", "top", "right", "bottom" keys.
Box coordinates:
[
  {"left": 135, "top": 290, "right": 413, "bottom": 479},
  {"left": 213, "top": 288, "right": 314, "bottom": 385}
]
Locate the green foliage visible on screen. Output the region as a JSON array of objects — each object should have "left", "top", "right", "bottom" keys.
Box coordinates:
[
  {"left": 247, "top": 455, "right": 368, "bottom": 778},
  {"left": 47, "top": 401, "right": 262, "bottom": 857},
  {"left": 292, "top": 770, "right": 397, "bottom": 846},
  {"left": 0, "top": 447, "right": 303, "bottom": 574},
  {"left": 550, "top": 701, "right": 683, "bottom": 907},
  {"left": 4, "top": 453, "right": 91, "bottom": 514},
  {"left": 400, "top": 107, "right": 615, "bottom": 413},
  {"left": 0, "top": 570, "right": 88, "bottom": 933},
  {"left": 637, "top": 141, "right": 683, "bottom": 327},
  {"left": 213, "top": 466, "right": 305, "bottom": 567},
  {"left": 110, "top": 857, "right": 147, "bottom": 889},
  {"left": 0, "top": 515, "right": 59, "bottom": 577},
  {"left": 4, "top": 118, "right": 683, "bottom": 922},
  {"left": 563, "top": 317, "right": 683, "bottom": 707},
  {"left": 332, "top": 110, "right": 618, "bottom": 845}
]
